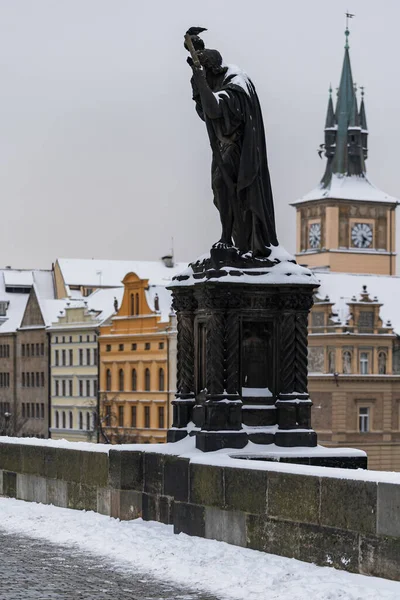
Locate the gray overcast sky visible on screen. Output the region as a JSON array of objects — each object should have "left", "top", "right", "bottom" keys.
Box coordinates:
[{"left": 0, "top": 0, "right": 399, "bottom": 270}]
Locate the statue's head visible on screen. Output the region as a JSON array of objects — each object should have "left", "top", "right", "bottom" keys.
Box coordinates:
[{"left": 197, "top": 49, "right": 226, "bottom": 74}]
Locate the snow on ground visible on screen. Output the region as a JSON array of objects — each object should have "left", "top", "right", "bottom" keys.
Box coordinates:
[{"left": 0, "top": 498, "right": 399, "bottom": 600}]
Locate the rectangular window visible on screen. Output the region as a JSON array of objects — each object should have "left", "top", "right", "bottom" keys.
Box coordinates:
[
  {"left": 79, "top": 349, "right": 83, "bottom": 365},
  {"left": 31, "top": 372, "right": 35, "bottom": 387},
  {"left": 118, "top": 406, "right": 124, "bottom": 427},
  {"left": 55, "top": 336, "right": 58, "bottom": 343},
  {"left": 69, "top": 380, "right": 73, "bottom": 396},
  {"left": 22, "top": 344, "right": 25, "bottom": 357},
  {"left": 62, "top": 380, "right": 66, "bottom": 396},
  {"left": 87, "top": 335, "right": 90, "bottom": 342},
  {"left": 36, "top": 343, "right": 39, "bottom": 356},
  {"left": 86, "top": 380, "right": 90, "bottom": 397},
  {"left": 79, "top": 380, "right": 83, "bottom": 397},
  {"left": 79, "top": 335, "right": 82, "bottom": 342},
  {"left": 27, "top": 404, "right": 30, "bottom": 418},
  {"left": 86, "top": 348, "right": 90, "bottom": 365},
  {"left": 159, "top": 342, "right": 164, "bottom": 350},
  {"left": 69, "top": 349, "right": 73, "bottom": 366},
  {"left": 106, "top": 344, "right": 111, "bottom": 352},
  {"left": 36, "top": 372, "right": 40, "bottom": 387},
  {"left": 22, "top": 403, "right": 25, "bottom": 418},
  {"left": 93, "top": 379, "right": 98, "bottom": 397},
  {"left": 62, "top": 349, "right": 66, "bottom": 366},
  {"left": 118, "top": 344, "right": 124, "bottom": 352},
  {"left": 41, "top": 403, "right": 44, "bottom": 419},
  {"left": 93, "top": 348, "right": 97, "bottom": 365},
  {"left": 36, "top": 404, "right": 40, "bottom": 419},
  {"left": 22, "top": 372, "right": 25, "bottom": 387},
  {"left": 55, "top": 380, "right": 59, "bottom": 396},
  {"left": 131, "top": 406, "right": 137, "bottom": 427},
  {"left": 62, "top": 336, "right": 65, "bottom": 343},
  {"left": 55, "top": 350, "right": 59, "bottom": 366},
  {"left": 41, "top": 372, "right": 44, "bottom": 387},
  {"left": 145, "top": 343, "right": 151, "bottom": 351},
  {"left": 69, "top": 336, "right": 72, "bottom": 343},
  {"left": 132, "top": 343, "right": 137, "bottom": 351},
  {"left": 359, "top": 407, "right": 370, "bottom": 433},
  {"left": 158, "top": 406, "right": 165, "bottom": 429},
  {"left": 31, "top": 344, "right": 34, "bottom": 356},
  {"left": 41, "top": 343, "right": 44, "bottom": 356},
  {"left": 26, "top": 344, "right": 30, "bottom": 357},
  {"left": 360, "top": 352, "right": 369, "bottom": 375},
  {"left": 144, "top": 406, "right": 150, "bottom": 428}
]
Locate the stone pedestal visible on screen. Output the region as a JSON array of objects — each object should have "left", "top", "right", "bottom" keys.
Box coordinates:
[{"left": 167, "top": 250, "right": 318, "bottom": 451}]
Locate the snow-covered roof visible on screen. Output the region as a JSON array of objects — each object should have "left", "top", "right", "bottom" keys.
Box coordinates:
[
  {"left": 0, "top": 269, "right": 55, "bottom": 333},
  {"left": 293, "top": 174, "right": 398, "bottom": 205},
  {"left": 313, "top": 271, "right": 400, "bottom": 334},
  {"left": 57, "top": 258, "right": 188, "bottom": 290},
  {"left": 48, "top": 288, "right": 124, "bottom": 329}
]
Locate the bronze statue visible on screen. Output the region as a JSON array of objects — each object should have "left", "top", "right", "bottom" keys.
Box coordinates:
[{"left": 185, "top": 28, "right": 278, "bottom": 257}]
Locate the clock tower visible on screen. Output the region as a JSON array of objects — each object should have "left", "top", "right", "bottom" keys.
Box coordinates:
[{"left": 292, "top": 27, "right": 398, "bottom": 275}]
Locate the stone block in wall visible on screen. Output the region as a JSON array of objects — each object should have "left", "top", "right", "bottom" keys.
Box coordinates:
[
  {"left": 0, "top": 444, "right": 21, "bottom": 473},
  {"left": 224, "top": 467, "right": 267, "bottom": 514},
  {"left": 67, "top": 482, "right": 97, "bottom": 511},
  {"left": 142, "top": 492, "right": 158, "bottom": 522},
  {"left": 97, "top": 488, "right": 111, "bottom": 516},
  {"left": 297, "top": 521, "right": 359, "bottom": 573},
  {"left": 164, "top": 456, "right": 190, "bottom": 502},
  {"left": 44, "top": 448, "right": 58, "bottom": 479},
  {"left": 190, "top": 464, "right": 224, "bottom": 508},
  {"left": 320, "top": 478, "right": 377, "bottom": 535},
  {"left": 205, "top": 507, "right": 246, "bottom": 547},
  {"left": 3, "top": 471, "right": 16, "bottom": 498},
  {"left": 174, "top": 502, "right": 205, "bottom": 538},
  {"left": 246, "top": 514, "right": 300, "bottom": 559},
  {"left": 21, "top": 445, "right": 45, "bottom": 476},
  {"left": 268, "top": 473, "right": 320, "bottom": 524},
  {"left": 47, "top": 479, "right": 68, "bottom": 508},
  {"left": 81, "top": 452, "right": 108, "bottom": 488},
  {"left": 120, "top": 490, "right": 142, "bottom": 521},
  {"left": 17, "top": 474, "right": 46, "bottom": 504},
  {"left": 360, "top": 534, "right": 400, "bottom": 581},
  {"left": 144, "top": 453, "right": 164, "bottom": 495},
  {"left": 377, "top": 483, "right": 400, "bottom": 537},
  {"left": 108, "top": 451, "right": 143, "bottom": 491},
  {"left": 159, "top": 495, "right": 173, "bottom": 525},
  {"left": 59, "top": 450, "right": 82, "bottom": 483}
]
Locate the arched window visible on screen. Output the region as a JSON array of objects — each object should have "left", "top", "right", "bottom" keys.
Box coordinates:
[
  {"left": 159, "top": 368, "right": 165, "bottom": 392},
  {"left": 55, "top": 411, "right": 59, "bottom": 428},
  {"left": 135, "top": 293, "right": 140, "bottom": 315},
  {"left": 69, "top": 411, "right": 73, "bottom": 429},
  {"left": 342, "top": 351, "right": 352, "bottom": 374},
  {"left": 119, "top": 369, "right": 124, "bottom": 391},
  {"left": 86, "top": 412, "right": 90, "bottom": 430},
  {"left": 378, "top": 352, "right": 387, "bottom": 375},
  {"left": 132, "top": 368, "right": 137, "bottom": 391},
  {"left": 145, "top": 368, "right": 151, "bottom": 391},
  {"left": 130, "top": 293, "right": 134, "bottom": 316},
  {"left": 79, "top": 412, "right": 83, "bottom": 430},
  {"left": 106, "top": 369, "right": 111, "bottom": 391},
  {"left": 62, "top": 411, "right": 66, "bottom": 429}
]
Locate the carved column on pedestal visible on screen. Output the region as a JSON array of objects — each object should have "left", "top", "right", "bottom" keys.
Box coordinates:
[
  {"left": 275, "top": 291, "right": 317, "bottom": 447},
  {"left": 167, "top": 290, "right": 196, "bottom": 442}
]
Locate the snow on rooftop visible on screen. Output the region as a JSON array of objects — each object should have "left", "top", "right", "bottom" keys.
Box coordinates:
[
  {"left": 57, "top": 258, "right": 187, "bottom": 290},
  {"left": 0, "top": 269, "right": 55, "bottom": 333},
  {"left": 294, "top": 174, "right": 398, "bottom": 205},
  {"left": 313, "top": 271, "right": 400, "bottom": 334}
]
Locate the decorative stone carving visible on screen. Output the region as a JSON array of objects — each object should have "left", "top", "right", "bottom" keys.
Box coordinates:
[{"left": 308, "top": 347, "right": 324, "bottom": 373}]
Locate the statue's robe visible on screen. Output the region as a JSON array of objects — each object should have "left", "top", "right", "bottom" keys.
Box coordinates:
[{"left": 192, "top": 65, "right": 278, "bottom": 255}]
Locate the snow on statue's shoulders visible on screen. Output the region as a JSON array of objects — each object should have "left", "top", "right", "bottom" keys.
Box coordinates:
[{"left": 223, "top": 63, "right": 251, "bottom": 96}]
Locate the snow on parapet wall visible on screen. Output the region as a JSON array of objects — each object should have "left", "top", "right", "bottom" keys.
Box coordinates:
[
  {"left": 171, "top": 245, "right": 320, "bottom": 287},
  {"left": 293, "top": 174, "right": 398, "bottom": 205},
  {"left": 314, "top": 271, "right": 400, "bottom": 334},
  {"left": 2, "top": 435, "right": 400, "bottom": 485}
]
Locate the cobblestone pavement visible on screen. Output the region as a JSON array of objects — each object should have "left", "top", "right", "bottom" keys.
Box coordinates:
[{"left": 0, "top": 530, "right": 220, "bottom": 600}]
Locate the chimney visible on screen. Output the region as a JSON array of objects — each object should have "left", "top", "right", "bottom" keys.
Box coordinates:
[{"left": 161, "top": 255, "right": 174, "bottom": 268}]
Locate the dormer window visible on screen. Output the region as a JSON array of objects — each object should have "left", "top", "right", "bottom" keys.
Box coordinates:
[{"left": 0, "top": 301, "right": 9, "bottom": 317}]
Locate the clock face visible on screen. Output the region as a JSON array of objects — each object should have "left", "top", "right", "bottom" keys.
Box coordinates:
[
  {"left": 351, "top": 223, "right": 373, "bottom": 248},
  {"left": 308, "top": 223, "right": 321, "bottom": 249}
]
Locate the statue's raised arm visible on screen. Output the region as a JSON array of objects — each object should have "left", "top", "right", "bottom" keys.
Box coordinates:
[{"left": 185, "top": 28, "right": 278, "bottom": 258}]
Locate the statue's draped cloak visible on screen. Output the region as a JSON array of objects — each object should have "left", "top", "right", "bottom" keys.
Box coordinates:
[{"left": 193, "top": 69, "right": 278, "bottom": 254}]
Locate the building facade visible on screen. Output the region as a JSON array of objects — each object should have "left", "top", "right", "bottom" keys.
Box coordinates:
[
  {"left": 99, "top": 272, "right": 175, "bottom": 443},
  {"left": 293, "top": 27, "right": 400, "bottom": 470}
]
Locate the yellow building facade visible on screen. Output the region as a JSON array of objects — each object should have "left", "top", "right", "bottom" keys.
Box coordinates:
[{"left": 99, "top": 272, "right": 174, "bottom": 443}]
